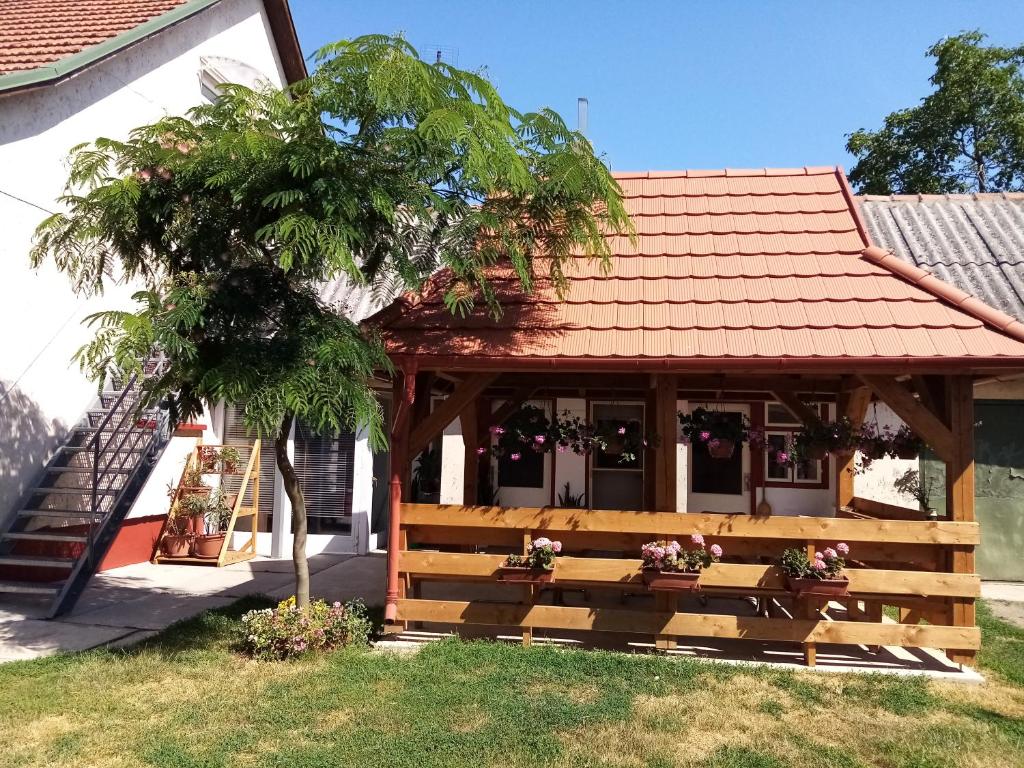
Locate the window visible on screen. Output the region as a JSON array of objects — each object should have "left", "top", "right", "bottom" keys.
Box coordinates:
[
  {"left": 293, "top": 419, "right": 355, "bottom": 535},
  {"left": 763, "top": 402, "right": 828, "bottom": 488}
]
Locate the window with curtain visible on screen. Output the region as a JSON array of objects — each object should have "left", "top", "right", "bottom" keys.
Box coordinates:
[{"left": 293, "top": 419, "right": 355, "bottom": 535}]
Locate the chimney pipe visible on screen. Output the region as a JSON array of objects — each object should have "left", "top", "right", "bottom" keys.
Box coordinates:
[{"left": 577, "top": 97, "right": 588, "bottom": 136}]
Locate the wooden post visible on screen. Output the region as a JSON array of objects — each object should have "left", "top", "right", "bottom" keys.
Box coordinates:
[
  {"left": 461, "top": 399, "right": 479, "bottom": 505},
  {"left": 384, "top": 365, "right": 417, "bottom": 625},
  {"left": 836, "top": 387, "right": 871, "bottom": 512},
  {"left": 654, "top": 374, "right": 678, "bottom": 512},
  {"left": 522, "top": 530, "right": 533, "bottom": 647},
  {"left": 803, "top": 542, "right": 817, "bottom": 666},
  {"left": 945, "top": 375, "right": 976, "bottom": 666}
]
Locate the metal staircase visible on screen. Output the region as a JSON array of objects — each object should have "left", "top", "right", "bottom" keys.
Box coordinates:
[{"left": 0, "top": 355, "right": 170, "bottom": 617}]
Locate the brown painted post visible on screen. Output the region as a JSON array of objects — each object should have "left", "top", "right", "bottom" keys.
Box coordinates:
[
  {"left": 384, "top": 365, "right": 417, "bottom": 625},
  {"left": 461, "top": 399, "right": 479, "bottom": 505},
  {"left": 945, "top": 375, "right": 976, "bottom": 666},
  {"left": 654, "top": 374, "right": 678, "bottom": 512}
]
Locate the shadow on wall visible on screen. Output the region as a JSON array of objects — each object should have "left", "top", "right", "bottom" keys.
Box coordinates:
[{"left": 0, "top": 380, "right": 64, "bottom": 521}]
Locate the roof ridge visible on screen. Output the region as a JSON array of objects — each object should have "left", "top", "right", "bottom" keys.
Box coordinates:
[
  {"left": 861, "top": 245, "right": 1024, "bottom": 344},
  {"left": 858, "top": 192, "right": 1024, "bottom": 202},
  {"left": 612, "top": 166, "right": 839, "bottom": 180}
]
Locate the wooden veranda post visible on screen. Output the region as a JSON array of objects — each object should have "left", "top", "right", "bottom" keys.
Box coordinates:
[
  {"left": 654, "top": 374, "right": 678, "bottom": 513},
  {"left": 946, "top": 375, "right": 976, "bottom": 666},
  {"left": 385, "top": 364, "right": 417, "bottom": 625}
]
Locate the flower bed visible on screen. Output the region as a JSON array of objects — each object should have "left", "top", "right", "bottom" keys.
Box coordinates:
[{"left": 238, "top": 596, "right": 372, "bottom": 660}]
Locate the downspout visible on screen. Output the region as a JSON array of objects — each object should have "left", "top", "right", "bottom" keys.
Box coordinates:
[{"left": 384, "top": 362, "right": 418, "bottom": 624}]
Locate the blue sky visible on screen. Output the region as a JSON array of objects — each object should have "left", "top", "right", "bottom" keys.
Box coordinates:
[{"left": 290, "top": 1, "right": 1024, "bottom": 173}]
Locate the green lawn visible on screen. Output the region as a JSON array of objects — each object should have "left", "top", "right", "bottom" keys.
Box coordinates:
[{"left": 1, "top": 598, "right": 1022, "bottom": 768}]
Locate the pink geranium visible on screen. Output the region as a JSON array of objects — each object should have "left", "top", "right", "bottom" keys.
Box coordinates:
[
  {"left": 476, "top": 446, "right": 487, "bottom": 455},
  {"left": 836, "top": 542, "right": 850, "bottom": 556},
  {"left": 509, "top": 452, "right": 521, "bottom": 461},
  {"left": 709, "top": 544, "right": 723, "bottom": 558},
  {"left": 534, "top": 434, "right": 546, "bottom": 444},
  {"left": 691, "top": 533, "right": 705, "bottom": 546},
  {"left": 699, "top": 430, "right": 711, "bottom": 442}
]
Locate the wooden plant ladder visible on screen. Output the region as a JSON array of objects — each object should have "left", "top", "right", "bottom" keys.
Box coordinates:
[{"left": 152, "top": 439, "right": 260, "bottom": 567}]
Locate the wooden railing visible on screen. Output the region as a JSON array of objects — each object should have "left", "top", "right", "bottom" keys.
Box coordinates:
[{"left": 397, "top": 503, "right": 980, "bottom": 666}]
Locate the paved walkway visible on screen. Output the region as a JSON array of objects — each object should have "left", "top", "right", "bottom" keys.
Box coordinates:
[
  {"left": 0, "top": 553, "right": 385, "bottom": 662},
  {"left": 981, "top": 581, "right": 1024, "bottom": 628}
]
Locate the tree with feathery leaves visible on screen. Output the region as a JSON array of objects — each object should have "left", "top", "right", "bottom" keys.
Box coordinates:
[{"left": 30, "top": 36, "right": 631, "bottom": 608}]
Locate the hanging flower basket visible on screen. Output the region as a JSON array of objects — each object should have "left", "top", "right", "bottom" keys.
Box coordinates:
[{"left": 707, "top": 438, "right": 736, "bottom": 459}]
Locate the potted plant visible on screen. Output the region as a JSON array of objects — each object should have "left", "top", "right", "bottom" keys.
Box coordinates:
[
  {"left": 792, "top": 417, "right": 857, "bottom": 461},
  {"left": 160, "top": 509, "right": 191, "bottom": 558},
  {"left": 219, "top": 446, "right": 241, "bottom": 474},
  {"left": 177, "top": 492, "right": 211, "bottom": 537},
  {"left": 894, "top": 468, "right": 938, "bottom": 518},
  {"left": 178, "top": 465, "right": 210, "bottom": 497},
  {"left": 780, "top": 543, "right": 850, "bottom": 598},
  {"left": 199, "top": 445, "right": 220, "bottom": 472},
  {"left": 557, "top": 482, "right": 586, "bottom": 509},
  {"left": 640, "top": 534, "right": 723, "bottom": 591},
  {"left": 411, "top": 445, "right": 443, "bottom": 503},
  {"left": 889, "top": 425, "right": 924, "bottom": 460},
  {"left": 498, "top": 537, "right": 561, "bottom": 584},
  {"left": 678, "top": 408, "right": 751, "bottom": 459},
  {"left": 193, "top": 492, "right": 232, "bottom": 558}
]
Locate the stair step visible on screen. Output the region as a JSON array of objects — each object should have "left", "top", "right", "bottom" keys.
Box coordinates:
[
  {"left": 3, "top": 531, "right": 89, "bottom": 544},
  {"left": 0, "top": 580, "right": 62, "bottom": 595},
  {"left": 0, "top": 555, "right": 76, "bottom": 568},
  {"left": 60, "top": 446, "right": 147, "bottom": 454},
  {"left": 32, "top": 487, "right": 121, "bottom": 496},
  {"left": 45, "top": 466, "right": 133, "bottom": 474},
  {"left": 18, "top": 509, "right": 101, "bottom": 519}
]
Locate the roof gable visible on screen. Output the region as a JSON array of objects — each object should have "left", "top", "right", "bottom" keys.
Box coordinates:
[{"left": 374, "top": 167, "right": 1024, "bottom": 370}]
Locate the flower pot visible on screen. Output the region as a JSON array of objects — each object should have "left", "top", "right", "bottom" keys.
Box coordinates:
[
  {"left": 497, "top": 566, "right": 554, "bottom": 584},
  {"left": 161, "top": 534, "right": 190, "bottom": 558},
  {"left": 642, "top": 569, "right": 700, "bottom": 591},
  {"left": 785, "top": 575, "right": 849, "bottom": 598},
  {"left": 198, "top": 447, "right": 219, "bottom": 472},
  {"left": 222, "top": 458, "right": 239, "bottom": 474},
  {"left": 180, "top": 486, "right": 211, "bottom": 498},
  {"left": 707, "top": 439, "right": 736, "bottom": 459},
  {"left": 604, "top": 438, "right": 625, "bottom": 456},
  {"left": 803, "top": 444, "right": 828, "bottom": 461},
  {"left": 192, "top": 533, "right": 226, "bottom": 559},
  {"left": 173, "top": 423, "right": 206, "bottom": 437}
]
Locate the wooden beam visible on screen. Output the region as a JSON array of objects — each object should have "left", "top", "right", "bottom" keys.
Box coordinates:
[
  {"left": 945, "top": 375, "right": 976, "bottom": 666},
  {"left": 770, "top": 391, "right": 819, "bottom": 425},
  {"left": 460, "top": 398, "right": 479, "bottom": 506},
  {"left": 400, "top": 504, "right": 981, "bottom": 545},
  {"left": 408, "top": 373, "right": 499, "bottom": 458},
  {"left": 396, "top": 599, "right": 981, "bottom": 650},
  {"left": 859, "top": 375, "right": 955, "bottom": 464},
  {"left": 654, "top": 374, "right": 678, "bottom": 512},
  {"left": 837, "top": 386, "right": 873, "bottom": 510}
]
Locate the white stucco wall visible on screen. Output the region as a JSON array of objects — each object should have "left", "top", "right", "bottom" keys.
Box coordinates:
[
  {"left": 0, "top": 0, "right": 287, "bottom": 519},
  {"left": 851, "top": 402, "right": 919, "bottom": 509}
]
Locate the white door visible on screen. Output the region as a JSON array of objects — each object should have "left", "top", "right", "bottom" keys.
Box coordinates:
[{"left": 686, "top": 404, "right": 751, "bottom": 515}]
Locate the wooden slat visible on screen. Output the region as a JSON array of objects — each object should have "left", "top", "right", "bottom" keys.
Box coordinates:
[
  {"left": 399, "top": 551, "right": 980, "bottom": 598},
  {"left": 859, "top": 375, "right": 954, "bottom": 464},
  {"left": 851, "top": 497, "right": 923, "bottom": 521},
  {"left": 396, "top": 599, "right": 980, "bottom": 650},
  {"left": 401, "top": 504, "right": 980, "bottom": 545},
  {"left": 408, "top": 373, "right": 499, "bottom": 458}
]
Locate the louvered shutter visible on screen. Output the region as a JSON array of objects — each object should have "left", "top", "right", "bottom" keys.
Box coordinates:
[
  {"left": 223, "top": 404, "right": 276, "bottom": 531},
  {"left": 293, "top": 419, "right": 355, "bottom": 535}
]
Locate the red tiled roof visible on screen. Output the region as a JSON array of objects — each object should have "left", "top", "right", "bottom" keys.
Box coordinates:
[
  {"left": 0, "top": 0, "right": 189, "bottom": 74},
  {"left": 373, "top": 167, "right": 1024, "bottom": 371}
]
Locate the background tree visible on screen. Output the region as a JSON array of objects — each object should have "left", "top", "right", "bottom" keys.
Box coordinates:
[
  {"left": 847, "top": 31, "right": 1024, "bottom": 194},
  {"left": 31, "top": 35, "right": 631, "bottom": 608}
]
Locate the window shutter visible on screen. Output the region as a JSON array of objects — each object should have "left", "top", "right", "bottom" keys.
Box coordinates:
[
  {"left": 223, "top": 404, "right": 276, "bottom": 531},
  {"left": 293, "top": 419, "right": 355, "bottom": 535}
]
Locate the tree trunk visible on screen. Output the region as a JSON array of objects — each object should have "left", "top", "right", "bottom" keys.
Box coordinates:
[{"left": 274, "top": 411, "right": 310, "bottom": 610}]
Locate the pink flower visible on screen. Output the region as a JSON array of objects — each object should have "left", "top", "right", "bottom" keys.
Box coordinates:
[
  {"left": 709, "top": 544, "right": 723, "bottom": 558},
  {"left": 533, "top": 537, "right": 552, "bottom": 549},
  {"left": 811, "top": 559, "right": 827, "bottom": 571},
  {"left": 509, "top": 452, "right": 521, "bottom": 461},
  {"left": 557, "top": 443, "right": 568, "bottom": 453},
  {"left": 814, "top": 551, "right": 824, "bottom": 560},
  {"left": 699, "top": 431, "right": 711, "bottom": 442},
  {"left": 617, "top": 426, "right": 627, "bottom": 435},
  {"left": 668, "top": 540, "right": 681, "bottom": 553},
  {"left": 836, "top": 542, "right": 850, "bottom": 556},
  {"left": 489, "top": 425, "right": 505, "bottom": 435},
  {"left": 776, "top": 451, "right": 789, "bottom": 464},
  {"left": 551, "top": 541, "right": 562, "bottom": 553},
  {"left": 534, "top": 434, "right": 546, "bottom": 444},
  {"left": 690, "top": 533, "right": 705, "bottom": 546},
  {"left": 823, "top": 547, "right": 838, "bottom": 560},
  {"left": 476, "top": 446, "right": 487, "bottom": 455}
]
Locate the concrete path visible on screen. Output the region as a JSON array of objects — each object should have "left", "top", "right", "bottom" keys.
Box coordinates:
[
  {"left": 982, "top": 581, "right": 1024, "bottom": 629},
  {"left": 0, "top": 553, "right": 385, "bottom": 663}
]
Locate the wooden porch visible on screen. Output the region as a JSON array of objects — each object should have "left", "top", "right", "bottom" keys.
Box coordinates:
[{"left": 383, "top": 370, "right": 983, "bottom": 668}]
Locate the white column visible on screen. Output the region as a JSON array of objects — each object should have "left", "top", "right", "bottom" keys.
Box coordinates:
[
  {"left": 270, "top": 419, "right": 295, "bottom": 559},
  {"left": 351, "top": 425, "right": 375, "bottom": 553}
]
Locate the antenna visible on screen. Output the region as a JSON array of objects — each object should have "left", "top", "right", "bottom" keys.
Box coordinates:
[{"left": 577, "top": 97, "right": 589, "bottom": 136}]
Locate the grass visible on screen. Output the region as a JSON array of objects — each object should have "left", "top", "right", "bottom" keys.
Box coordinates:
[{"left": 0, "top": 598, "right": 1022, "bottom": 768}]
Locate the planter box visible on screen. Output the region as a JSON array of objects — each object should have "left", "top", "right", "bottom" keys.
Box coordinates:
[
  {"left": 643, "top": 569, "right": 701, "bottom": 591},
  {"left": 497, "top": 566, "right": 554, "bottom": 585},
  {"left": 785, "top": 575, "right": 849, "bottom": 598},
  {"left": 173, "top": 423, "right": 207, "bottom": 437}
]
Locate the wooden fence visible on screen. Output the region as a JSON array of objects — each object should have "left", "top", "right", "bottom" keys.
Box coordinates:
[{"left": 396, "top": 503, "right": 980, "bottom": 666}]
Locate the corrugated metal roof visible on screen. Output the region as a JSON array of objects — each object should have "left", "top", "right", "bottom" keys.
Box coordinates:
[
  {"left": 859, "top": 193, "right": 1024, "bottom": 324},
  {"left": 370, "top": 169, "right": 1024, "bottom": 367}
]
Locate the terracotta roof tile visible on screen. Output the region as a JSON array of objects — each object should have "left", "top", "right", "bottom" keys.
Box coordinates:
[
  {"left": 0, "top": 1, "right": 188, "bottom": 74},
  {"left": 373, "top": 167, "right": 1024, "bottom": 367}
]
